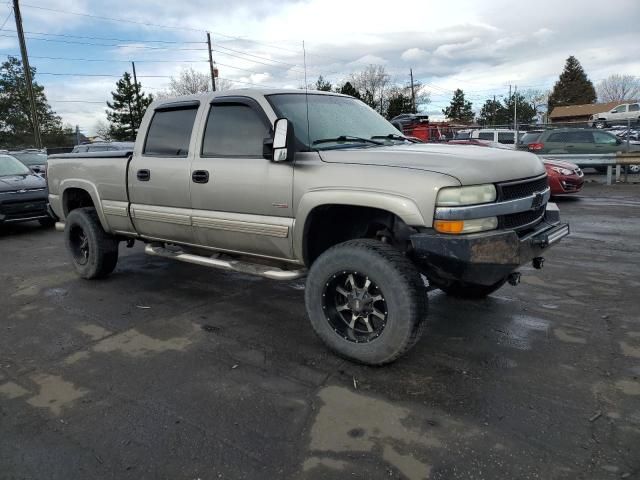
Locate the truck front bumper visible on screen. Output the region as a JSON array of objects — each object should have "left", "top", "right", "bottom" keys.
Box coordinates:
[{"left": 410, "top": 203, "right": 569, "bottom": 286}]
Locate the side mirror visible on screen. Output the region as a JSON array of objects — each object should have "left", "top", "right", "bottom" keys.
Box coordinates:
[{"left": 272, "top": 118, "right": 295, "bottom": 162}]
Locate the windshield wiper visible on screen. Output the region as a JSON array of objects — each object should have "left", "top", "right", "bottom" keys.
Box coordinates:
[
  {"left": 371, "top": 134, "right": 415, "bottom": 143},
  {"left": 312, "top": 136, "right": 384, "bottom": 146}
]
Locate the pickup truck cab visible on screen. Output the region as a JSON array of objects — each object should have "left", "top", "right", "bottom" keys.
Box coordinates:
[
  {"left": 591, "top": 102, "right": 640, "bottom": 128},
  {"left": 48, "top": 89, "right": 569, "bottom": 365}
]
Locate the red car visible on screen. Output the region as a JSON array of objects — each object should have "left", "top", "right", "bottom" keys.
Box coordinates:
[
  {"left": 446, "top": 139, "right": 584, "bottom": 195},
  {"left": 543, "top": 159, "right": 584, "bottom": 195}
]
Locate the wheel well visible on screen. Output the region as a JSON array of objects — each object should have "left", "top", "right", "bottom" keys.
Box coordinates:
[
  {"left": 303, "top": 205, "right": 416, "bottom": 265},
  {"left": 63, "top": 188, "right": 95, "bottom": 216}
]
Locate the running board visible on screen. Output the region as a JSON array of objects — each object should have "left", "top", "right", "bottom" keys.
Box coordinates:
[{"left": 144, "top": 244, "right": 307, "bottom": 281}]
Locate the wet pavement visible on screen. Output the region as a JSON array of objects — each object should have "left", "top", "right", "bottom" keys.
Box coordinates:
[{"left": 1, "top": 181, "right": 639, "bottom": 479}]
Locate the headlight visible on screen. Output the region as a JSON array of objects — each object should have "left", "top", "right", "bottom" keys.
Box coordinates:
[
  {"left": 434, "top": 217, "right": 498, "bottom": 234},
  {"left": 436, "top": 184, "right": 496, "bottom": 206},
  {"left": 549, "top": 166, "right": 573, "bottom": 176}
]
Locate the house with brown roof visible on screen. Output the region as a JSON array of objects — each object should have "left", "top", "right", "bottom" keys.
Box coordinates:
[{"left": 548, "top": 101, "right": 619, "bottom": 124}]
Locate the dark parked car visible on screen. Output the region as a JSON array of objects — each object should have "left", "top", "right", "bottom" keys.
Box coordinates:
[
  {"left": 0, "top": 154, "right": 54, "bottom": 227},
  {"left": 71, "top": 141, "right": 134, "bottom": 153},
  {"left": 9, "top": 150, "right": 48, "bottom": 177},
  {"left": 517, "top": 128, "right": 640, "bottom": 173}
]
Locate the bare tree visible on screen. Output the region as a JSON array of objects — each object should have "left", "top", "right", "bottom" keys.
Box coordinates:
[
  {"left": 168, "top": 67, "right": 211, "bottom": 96},
  {"left": 349, "top": 65, "right": 391, "bottom": 114},
  {"left": 596, "top": 75, "right": 640, "bottom": 103},
  {"left": 523, "top": 89, "right": 550, "bottom": 122},
  {"left": 94, "top": 120, "right": 111, "bottom": 141},
  {"left": 216, "top": 78, "right": 234, "bottom": 91}
]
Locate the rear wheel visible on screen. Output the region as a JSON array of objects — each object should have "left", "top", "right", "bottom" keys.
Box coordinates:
[
  {"left": 438, "top": 278, "right": 507, "bottom": 299},
  {"left": 305, "top": 239, "right": 428, "bottom": 365},
  {"left": 64, "top": 207, "right": 119, "bottom": 279}
]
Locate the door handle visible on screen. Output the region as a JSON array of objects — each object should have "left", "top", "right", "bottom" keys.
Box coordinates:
[
  {"left": 192, "top": 170, "right": 210, "bottom": 184},
  {"left": 137, "top": 169, "right": 150, "bottom": 181}
]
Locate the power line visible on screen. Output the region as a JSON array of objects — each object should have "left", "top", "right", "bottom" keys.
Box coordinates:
[
  {"left": 37, "top": 72, "right": 173, "bottom": 78},
  {"left": 0, "top": 33, "right": 207, "bottom": 50},
  {"left": 0, "top": 6, "right": 13, "bottom": 32},
  {"left": 0, "top": 28, "right": 205, "bottom": 44},
  {"left": 214, "top": 44, "right": 301, "bottom": 69}
]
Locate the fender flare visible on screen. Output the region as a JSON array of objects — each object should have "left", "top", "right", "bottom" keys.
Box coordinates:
[
  {"left": 59, "top": 179, "right": 110, "bottom": 231},
  {"left": 293, "top": 189, "right": 426, "bottom": 260}
]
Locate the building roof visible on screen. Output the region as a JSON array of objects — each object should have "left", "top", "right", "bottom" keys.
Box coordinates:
[{"left": 548, "top": 101, "right": 620, "bottom": 119}]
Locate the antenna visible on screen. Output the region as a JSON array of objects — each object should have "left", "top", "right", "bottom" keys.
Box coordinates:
[{"left": 303, "top": 40, "right": 310, "bottom": 149}]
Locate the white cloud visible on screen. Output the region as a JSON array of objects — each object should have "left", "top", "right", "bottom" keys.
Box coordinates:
[{"left": 401, "top": 48, "right": 427, "bottom": 62}]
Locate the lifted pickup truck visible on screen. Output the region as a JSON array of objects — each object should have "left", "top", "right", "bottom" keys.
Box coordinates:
[{"left": 48, "top": 89, "right": 569, "bottom": 365}]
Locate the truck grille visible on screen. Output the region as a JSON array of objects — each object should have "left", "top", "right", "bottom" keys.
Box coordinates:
[
  {"left": 496, "top": 175, "right": 549, "bottom": 231},
  {"left": 498, "top": 175, "right": 549, "bottom": 201}
]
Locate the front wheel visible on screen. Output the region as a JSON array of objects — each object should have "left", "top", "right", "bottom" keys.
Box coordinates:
[
  {"left": 305, "top": 239, "right": 428, "bottom": 365},
  {"left": 64, "top": 207, "right": 119, "bottom": 279},
  {"left": 438, "top": 278, "right": 507, "bottom": 299},
  {"left": 594, "top": 120, "right": 607, "bottom": 129}
]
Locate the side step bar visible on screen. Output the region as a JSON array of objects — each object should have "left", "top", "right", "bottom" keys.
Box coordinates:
[{"left": 144, "top": 244, "right": 307, "bottom": 281}]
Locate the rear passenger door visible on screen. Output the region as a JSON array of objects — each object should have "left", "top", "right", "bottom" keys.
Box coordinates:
[
  {"left": 189, "top": 97, "right": 294, "bottom": 260},
  {"left": 128, "top": 100, "right": 200, "bottom": 244}
]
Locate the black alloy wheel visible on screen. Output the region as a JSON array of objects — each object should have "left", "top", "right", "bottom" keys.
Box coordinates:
[{"left": 323, "top": 271, "right": 388, "bottom": 343}]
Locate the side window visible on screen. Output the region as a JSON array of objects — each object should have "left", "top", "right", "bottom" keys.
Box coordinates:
[
  {"left": 202, "top": 103, "right": 270, "bottom": 157},
  {"left": 547, "top": 132, "right": 567, "bottom": 142},
  {"left": 565, "top": 131, "right": 592, "bottom": 143},
  {"left": 144, "top": 107, "right": 198, "bottom": 157},
  {"left": 498, "top": 132, "right": 515, "bottom": 144},
  {"left": 478, "top": 132, "right": 494, "bottom": 141},
  {"left": 629, "top": 104, "right": 640, "bottom": 112},
  {"left": 593, "top": 131, "right": 617, "bottom": 145},
  {"left": 612, "top": 105, "right": 627, "bottom": 113}
]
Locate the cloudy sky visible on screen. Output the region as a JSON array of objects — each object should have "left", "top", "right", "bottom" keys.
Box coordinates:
[{"left": 1, "top": 0, "right": 638, "bottom": 134}]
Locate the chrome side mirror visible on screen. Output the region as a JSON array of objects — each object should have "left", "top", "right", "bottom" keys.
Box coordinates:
[{"left": 272, "top": 118, "right": 295, "bottom": 162}]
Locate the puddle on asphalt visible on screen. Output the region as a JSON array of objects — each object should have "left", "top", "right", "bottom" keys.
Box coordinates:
[
  {"left": 77, "top": 324, "right": 112, "bottom": 341},
  {"left": 26, "top": 374, "right": 89, "bottom": 416},
  {"left": 495, "top": 315, "right": 550, "bottom": 351},
  {"left": 92, "top": 327, "right": 194, "bottom": 357},
  {"left": 0, "top": 381, "right": 29, "bottom": 399},
  {"left": 304, "top": 385, "right": 475, "bottom": 479},
  {"left": 554, "top": 327, "right": 587, "bottom": 344}
]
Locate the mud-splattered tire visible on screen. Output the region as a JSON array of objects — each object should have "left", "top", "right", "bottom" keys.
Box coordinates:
[
  {"left": 305, "top": 239, "right": 428, "bottom": 365},
  {"left": 438, "top": 278, "right": 507, "bottom": 299},
  {"left": 64, "top": 207, "right": 119, "bottom": 279}
]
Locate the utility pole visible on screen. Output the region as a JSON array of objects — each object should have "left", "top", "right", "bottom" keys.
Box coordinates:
[
  {"left": 13, "top": 0, "right": 42, "bottom": 148},
  {"left": 409, "top": 68, "right": 416, "bottom": 114},
  {"left": 492, "top": 94, "right": 496, "bottom": 127},
  {"left": 513, "top": 85, "right": 518, "bottom": 144},
  {"left": 75, "top": 125, "right": 80, "bottom": 145},
  {"left": 131, "top": 61, "right": 142, "bottom": 124},
  {"left": 207, "top": 32, "right": 216, "bottom": 91}
]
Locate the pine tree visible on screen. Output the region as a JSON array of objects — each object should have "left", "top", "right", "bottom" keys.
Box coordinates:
[
  {"left": 0, "top": 56, "right": 71, "bottom": 148},
  {"left": 106, "top": 72, "right": 153, "bottom": 141},
  {"left": 337, "top": 81, "right": 360, "bottom": 99},
  {"left": 547, "top": 56, "right": 596, "bottom": 111},
  {"left": 442, "top": 89, "right": 474, "bottom": 123},
  {"left": 315, "top": 75, "right": 332, "bottom": 91},
  {"left": 386, "top": 91, "right": 414, "bottom": 119},
  {"left": 477, "top": 98, "right": 509, "bottom": 126}
]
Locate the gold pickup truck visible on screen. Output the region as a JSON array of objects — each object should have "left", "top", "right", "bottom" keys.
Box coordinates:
[{"left": 47, "top": 89, "right": 569, "bottom": 365}]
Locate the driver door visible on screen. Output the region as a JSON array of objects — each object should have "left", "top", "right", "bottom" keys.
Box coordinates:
[{"left": 189, "top": 97, "right": 294, "bottom": 260}]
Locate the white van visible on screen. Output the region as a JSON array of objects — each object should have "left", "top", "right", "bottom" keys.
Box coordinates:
[{"left": 470, "top": 129, "right": 524, "bottom": 145}]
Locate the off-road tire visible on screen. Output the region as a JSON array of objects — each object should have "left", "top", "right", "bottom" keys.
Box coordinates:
[
  {"left": 438, "top": 278, "right": 507, "bottom": 299},
  {"left": 305, "top": 239, "right": 428, "bottom": 365},
  {"left": 64, "top": 207, "right": 119, "bottom": 279}
]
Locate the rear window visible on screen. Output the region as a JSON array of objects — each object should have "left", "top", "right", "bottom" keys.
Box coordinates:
[
  {"left": 520, "top": 132, "right": 542, "bottom": 144},
  {"left": 144, "top": 107, "right": 199, "bottom": 157}
]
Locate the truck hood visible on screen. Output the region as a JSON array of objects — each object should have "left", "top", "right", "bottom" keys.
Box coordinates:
[
  {"left": 0, "top": 173, "right": 46, "bottom": 193},
  {"left": 318, "top": 143, "right": 546, "bottom": 185}
]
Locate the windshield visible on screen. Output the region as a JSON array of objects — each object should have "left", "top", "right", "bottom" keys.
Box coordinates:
[
  {"left": 267, "top": 93, "right": 402, "bottom": 150},
  {"left": 0, "top": 155, "right": 31, "bottom": 176},
  {"left": 10, "top": 152, "right": 47, "bottom": 165},
  {"left": 520, "top": 132, "right": 542, "bottom": 145}
]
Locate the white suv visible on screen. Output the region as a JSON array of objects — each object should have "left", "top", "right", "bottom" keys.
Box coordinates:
[
  {"left": 470, "top": 129, "right": 525, "bottom": 145},
  {"left": 591, "top": 103, "right": 640, "bottom": 128}
]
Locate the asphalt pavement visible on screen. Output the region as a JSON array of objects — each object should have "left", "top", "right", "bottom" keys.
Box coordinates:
[{"left": 1, "top": 180, "right": 639, "bottom": 480}]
